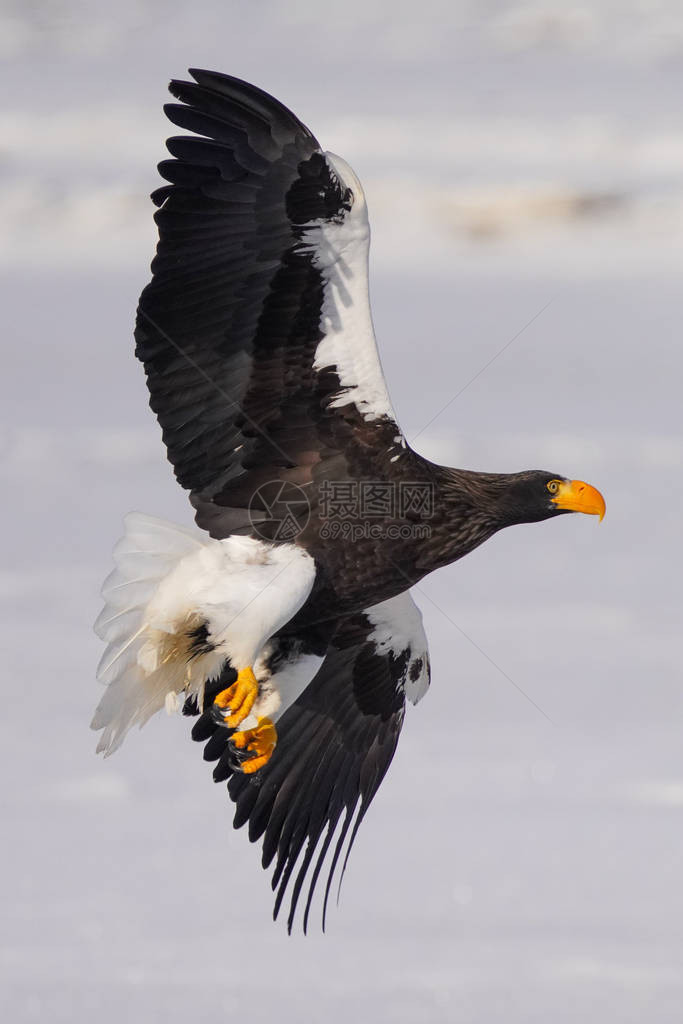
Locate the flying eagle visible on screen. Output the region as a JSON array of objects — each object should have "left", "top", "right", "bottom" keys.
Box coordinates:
[{"left": 92, "top": 70, "right": 605, "bottom": 932}]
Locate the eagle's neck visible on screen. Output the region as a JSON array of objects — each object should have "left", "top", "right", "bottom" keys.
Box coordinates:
[{"left": 417, "top": 466, "right": 521, "bottom": 574}]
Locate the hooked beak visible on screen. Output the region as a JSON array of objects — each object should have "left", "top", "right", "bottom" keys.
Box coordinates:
[{"left": 551, "top": 479, "right": 606, "bottom": 521}]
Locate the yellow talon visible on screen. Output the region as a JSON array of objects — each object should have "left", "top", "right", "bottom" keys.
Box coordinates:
[
  {"left": 213, "top": 666, "right": 259, "bottom": 728},
  {"left": 231, "top": 717, "right": 277, "bottom": 774}
]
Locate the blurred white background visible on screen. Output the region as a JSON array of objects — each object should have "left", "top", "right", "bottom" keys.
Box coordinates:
[{"left": 2, "top": 2, "right": 683, "bottom": 1021}]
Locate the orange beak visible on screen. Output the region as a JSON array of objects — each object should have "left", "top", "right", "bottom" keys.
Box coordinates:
[{"left": 551, "top": 479, "right": 606, "bottom": 521}]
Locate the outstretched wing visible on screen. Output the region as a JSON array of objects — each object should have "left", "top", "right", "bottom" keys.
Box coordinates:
[
  {"left": 190, "top": 591, "right": 430, "bottom": 933},
  {"left": 135, "top": 70, "right": 405, "bottom": 539}
]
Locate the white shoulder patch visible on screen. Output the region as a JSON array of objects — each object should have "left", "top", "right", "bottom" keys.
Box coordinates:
[{"left": 304, "top": 151, "right": 398, "bottom": 424}]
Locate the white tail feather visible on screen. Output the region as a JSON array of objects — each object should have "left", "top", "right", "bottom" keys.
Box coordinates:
[
  {"left": 91, "top": 513, "right": 208, "bottom": 755},
  {"left": 92, "top": 513, "right": 317, "bottom": 757}
]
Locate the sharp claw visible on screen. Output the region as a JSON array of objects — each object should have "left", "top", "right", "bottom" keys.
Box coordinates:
[
  {"left": 227, "top": 743, "right": 253, "bottom": 769},
  {"left": 211, "top": 703, "right": 233, "bottom": 728}
]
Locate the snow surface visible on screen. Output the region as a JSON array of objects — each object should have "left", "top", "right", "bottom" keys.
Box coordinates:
[{"left": 2, "top": 2, "right": 683, "bottom": 1021}]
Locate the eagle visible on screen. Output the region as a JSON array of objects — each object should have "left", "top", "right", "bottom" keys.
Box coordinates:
[{"left": 92, "top": 70, "right": 605, "bottom": 932}]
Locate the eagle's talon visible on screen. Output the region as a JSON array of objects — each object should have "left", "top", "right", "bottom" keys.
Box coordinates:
[
  {"left": 228, "top": 717, "right": 277, "bottom": 775},
  {"left": 213, "top": 666, "right": 259, "bottom": 728}
]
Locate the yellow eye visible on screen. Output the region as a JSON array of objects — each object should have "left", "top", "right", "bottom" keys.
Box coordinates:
[{"left": 547, "top": 479, "right": 561, "bottom": 494}]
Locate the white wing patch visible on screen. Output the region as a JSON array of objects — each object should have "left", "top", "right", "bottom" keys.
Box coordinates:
[
  {"left": 92, "top": 513, "right": 316, "bottom": 755},
  {"left": 366, "top": 591, "right": 431, "bottom": 705},
  {"left": 306, "top": 152, "right": 399, "bottom": 425}
]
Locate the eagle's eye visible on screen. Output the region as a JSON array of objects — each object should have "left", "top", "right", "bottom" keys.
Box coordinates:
[{"left": 546, "top": 479, "right": 561, "bottom": 494}]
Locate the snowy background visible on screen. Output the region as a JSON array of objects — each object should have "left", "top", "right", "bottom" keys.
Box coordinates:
[{"left": 2, "top": 1, "right": 683, "bottom": 1020}]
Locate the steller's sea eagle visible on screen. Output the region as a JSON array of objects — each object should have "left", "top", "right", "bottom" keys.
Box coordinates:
[{"left": 92, "top": 70, "right": 606, "bottom": 932}]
